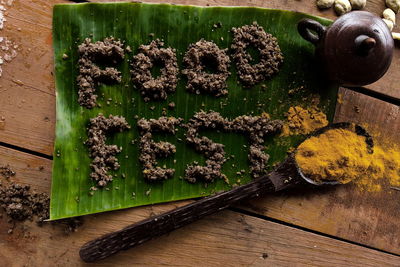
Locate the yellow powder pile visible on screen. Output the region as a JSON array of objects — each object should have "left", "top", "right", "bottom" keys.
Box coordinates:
[
  {"left": 282, "top": 106, "right": 329, "bottom": 136},
  {"left": 295, "top": 127, "right": 400, "bottom": 192}
]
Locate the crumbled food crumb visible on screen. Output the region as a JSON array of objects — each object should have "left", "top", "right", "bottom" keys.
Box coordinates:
[
  {"left": 85, "top": 114, "right": 130, "bottom": 187},
  {"left": 138, "top": 116, "right": 182, "bottom": 181},
  {"left": 0, "top": 182, "right": 49, "bottom": 223},
  {"left": 231, "top": 22, "right": 283, "bottom": 87},
  {"left": 168, "top": 102, "right": 175, "bottom": 110},
  {"left": 0, "top": 5, "right": 6, "bottom": 30},
  {"left": 59, "top": 216, "right": 84, "bottom": 234},
  {"left": 0, "top": 164, "right": 15, "bottom": 179},
  {"left": 213, "top": 22, "right": 222, "bottom": 29},
  {"left": 145, "top": 188, "right": 152, "bottom": 196},
  {"left": 0, "top": 36, "right": 18, "bottom": 77},
  {"left": 131, "top": 39, "right": 178, "bottom": 102},
  {"left": 77, "top": 37, "right": 125, "bottom": 109},
  {"left": 182, "top": 39, "right": 230, "bottom": 96},
  {"left": 0, "top": 165, "right": 84, "bottom": 234}
]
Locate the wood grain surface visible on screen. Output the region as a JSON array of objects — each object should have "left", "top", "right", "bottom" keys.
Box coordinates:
[
  {"left": 0, "top": 0, "right": 399, "bottom": 265},
  {"left": 240, "top": 87, "right": 400, "bottom": 254},
  {"left": 0, "top": 146, "right": 398, "bottom": 266}
]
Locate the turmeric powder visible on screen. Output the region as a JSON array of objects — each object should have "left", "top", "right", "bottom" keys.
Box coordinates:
[
  {"left": 295, "top": 127, "right": 400, "bottom": 192},
  {"left": 281, "top": 105, "right": 329, "bottom": 136}
]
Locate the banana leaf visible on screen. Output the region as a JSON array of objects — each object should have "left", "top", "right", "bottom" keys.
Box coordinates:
[{"left": 51, "top": 2, "right": 337, "bottom": 220}]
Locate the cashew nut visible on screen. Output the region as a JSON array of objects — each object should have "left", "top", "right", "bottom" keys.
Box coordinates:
[
  {"left": 334, "top": 0, "right": 352, "bottom": 15},
  {"left": 349, "top": 0, "right": 367, "bottom": 10},
  {"left": 316, "top": 0, "right": 335, "bottom": 9}
]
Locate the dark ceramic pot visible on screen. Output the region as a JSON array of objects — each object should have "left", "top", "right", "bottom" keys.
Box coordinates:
[{"left": 298, "top": 11, "right": 394, "bottom": 87}]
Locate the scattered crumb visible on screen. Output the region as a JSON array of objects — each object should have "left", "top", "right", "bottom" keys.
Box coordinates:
[
  {"left": 0, "top": 164, "right": 15, "bottom": 179},
  {"left": 0, "top": 35, "right": 18, "bottom": 77},
  {"left": 261, "top": 252, "right": 268, "bottom": 259},
  {"left": 0, "top": 182, "right": 49, "bottom": 223},
  {"left": 213, "top": 22, "right": 222, "bottom": 29},
  {"left": 168, "top": 102, "right": 175, "bottom": 110},
  {"left": 58, "top": 216, "right": 84, "bottom": 234},
  {"left": 145, "top": 188, "right": 151, "bottom": 196}
]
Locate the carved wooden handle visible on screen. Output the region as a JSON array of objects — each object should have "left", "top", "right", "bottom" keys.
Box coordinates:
[{"left": 80, "top": 175, "right": 276, "bottom": 262}]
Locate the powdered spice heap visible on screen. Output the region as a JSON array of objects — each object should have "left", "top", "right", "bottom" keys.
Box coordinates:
[
  {"left": 231, "top": 22, "right": 283, "bottom": 87},
  {"left": 77, "top": 37, "right": 125, "bottom": 109},
  {"left": 282, "top": 105, "right": 329, "bottom": 136},
  {"left": 86, "top": 114, "right": 130, "bottom": 187},
  {"left": 296, "top": 127, "right": 400, "bottom": 192},
  {"left": 138, "top": 117, "right": 182, "bottom": 181},
  {"left": 182, "top": 39, "right": 231, "bottom": 96},
  {"left": 131, "top": 39, "right": 179, "bottom": 102}
]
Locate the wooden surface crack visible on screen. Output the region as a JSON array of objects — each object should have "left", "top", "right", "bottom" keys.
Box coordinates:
[
  {"left": 229, "top": 207, "right": 400, "bottom": 258},
  {"left": 6, "top": 15, "right": 52, "bottom": 29}
]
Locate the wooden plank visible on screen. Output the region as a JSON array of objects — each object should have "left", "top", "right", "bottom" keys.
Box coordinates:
[
  {"left": 0, "top": 0, "right": 398, "bottom": 156},
  {"left": 0, "top": 146, "right": 398, "bottom": 266},
  {"left": 0, "top": 144, "right": 52, "bottom": 192},
  {"left": 239, "top": 87, "right": 400, "bottom": 255},
  {"left": 0, "top": 0, "right": 65, "bottom": 155},
  {"left": 7, "top": 211, "right": 400, "bottom": 266},
  {"left": 0, "top": 0, "right": 398, "bottom": 262}
]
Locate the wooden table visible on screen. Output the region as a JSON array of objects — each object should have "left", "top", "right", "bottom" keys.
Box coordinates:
[{"left": 0, "top": 0, "right": 399, "bottom": 266}]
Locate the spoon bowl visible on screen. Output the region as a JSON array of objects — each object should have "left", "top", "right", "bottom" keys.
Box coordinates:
[{"left": 292, "top": 122, "right": 374, "bottom": 186}]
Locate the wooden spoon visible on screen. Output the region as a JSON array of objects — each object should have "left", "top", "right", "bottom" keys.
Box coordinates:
[{"left": 79, "top": 122, "right": 373, "bottom": 262}]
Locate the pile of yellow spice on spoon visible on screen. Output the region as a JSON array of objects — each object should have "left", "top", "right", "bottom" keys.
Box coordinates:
[{"left": 295, "top": 125, "right": 400, "bottom": 191}]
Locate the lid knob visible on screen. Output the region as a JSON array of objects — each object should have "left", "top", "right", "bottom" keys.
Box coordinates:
[{"left": 355, "top": 35, "right": 376, "bottom": 56}]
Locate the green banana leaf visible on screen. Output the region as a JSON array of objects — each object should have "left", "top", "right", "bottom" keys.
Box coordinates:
[{"left": 51, "top": 2, "right": 337, "bottom": 220}]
